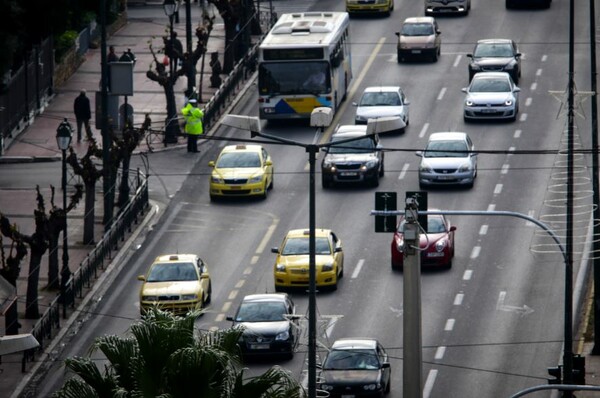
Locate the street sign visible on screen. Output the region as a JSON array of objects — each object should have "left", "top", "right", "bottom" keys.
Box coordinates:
[
  {"left": 405, "top": 191, "right": 428, "bottom": 232},
  {"left": 375, "top": 192, "right": 397, "bottom": 232}
]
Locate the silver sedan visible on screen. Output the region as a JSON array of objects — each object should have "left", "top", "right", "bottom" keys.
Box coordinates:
[{"left": 462, "top": 71, "right": 520, "bottom": 122}]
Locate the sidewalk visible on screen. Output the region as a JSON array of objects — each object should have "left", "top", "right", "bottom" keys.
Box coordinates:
[{"left": 0, "top": 3, "right": 230, "bottom": 397}]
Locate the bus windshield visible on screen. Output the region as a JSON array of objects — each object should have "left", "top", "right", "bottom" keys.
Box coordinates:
[{"left": 259, "top": 61, "right": 331, "bottom": 96}]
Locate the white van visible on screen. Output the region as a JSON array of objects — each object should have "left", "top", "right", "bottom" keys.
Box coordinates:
[{"left": 424, "top": 0, "right": 470, "bottom": 16}]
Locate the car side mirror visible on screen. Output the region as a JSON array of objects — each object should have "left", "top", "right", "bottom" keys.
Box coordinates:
[
  {"left": 394, "top": 32, "right": 400, "bottom": 38},
  {"left": 461, "top": 88, "right": 467, "bottom": 93},
  {"left": 352, "top": 102, "right": 358, "bottom": 107},
  {"left": 470, "top": 152, "right": 478, "bottom": 157},
  {"left": 514, "top": 87, "right": 521, "bottom": 92},
  {"left": 208, "top": 161, "right": 215, "bottom": 167},
  {"left": 404, "top": 99, "right": 410, "bottom": 105},
  {"left": 466, "top": 53, "right": 473, "bottom": 58},
  {"left": 516, "top": 52, "right": 522, "bottom": 57},
  {"left": 381, "top": 362, "right": 391, "bottom": 369},
  {"left": 449, "top": 226, "right": 457, "bottom": 232},
  {"left": 265, "top": 160, "right": 273, "bottom": 166},
  {"left": 415, "top": 151, "right": 423, "bottom": 157},
  {"left": 271, "top": 247, "right": 279, "bottom": 253},
  {"left": 137, "top": 275, "right": 146, "bottom": 281},
  {"left": 436, "top": 30, "right": 441, "bottom": 35},
  {"left": 334, "top": 246, "right": 343, "bottom": 253},
  {"left": 226, "top": 316, "right": 234, "bottom": 322}
]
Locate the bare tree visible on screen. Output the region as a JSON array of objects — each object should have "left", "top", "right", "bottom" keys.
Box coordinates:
[{"left": 0, "top": 224, "right": 28, "bottom": 335}]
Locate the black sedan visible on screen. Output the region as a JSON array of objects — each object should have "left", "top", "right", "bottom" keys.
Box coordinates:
[
  {"left": 467, "top": 39, "right": 521, "bottom": 84},
  {"left": 318, "top": 338, "right": 391, "bottom": 397},
  {"left": 227, "top": 293, "right": 299, "bottom": 359}
]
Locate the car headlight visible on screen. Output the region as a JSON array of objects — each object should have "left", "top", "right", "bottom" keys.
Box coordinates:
[
  {"left": 465, "top": 99, "right": 474, "bottom": 107},
  {"left": 458, "top": 162, "right": 472, "bottom": 172},
  {"left": 276, "top": 263, "right": 286, "bottom": 272},
  {"left": 322, "top": 160, "right": 334, "bottom": 170},
  {"left": 142, "top": 295, "right": 159, "bottom": 301},
  {"left": 435, "top": 239, "right": 447, "bottom": 252},
  {"left": 504, "top": 99, "right": 514, "bottom": 106},
  {"left": 396, "top": 240, "right": 405, "bottom": 252},
  {"left": 365, "top": 159, "right": 378, "bottom": 169},
  {"left": 321, "top": 262, "right": 334, "bottom": 272},
  {"left": 363, "top": 384, "right": 379, "bottom": 391},
  {"left": 180, "top": 294, "right": 198, "bottom": 301},
  {"left": 505, "top": 60, "right": 517, "bottom": 70},
  {"left": 355, "top": 115, "right": 366, "bottom": 122},
  {"left": 211, "top": 176, "right": 224, "bottom": 184},
  {"left": 248, "top": 175, "right": 263, "bottom": 183},
  {"left": 420, "top": 162, "right": 433, "bottom": 173},
  {"left": 470, "top": 64, "right": 481, "bottom": 71},
  {"left": 276, "top": 330, "right": 290, "bottom": 341}
]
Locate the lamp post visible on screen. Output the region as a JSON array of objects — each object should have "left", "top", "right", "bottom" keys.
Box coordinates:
[
  {"left": 221, "top": 111, "right": 401, "bottom": 398},
  {"left": 56, "top": 118, "right": 73, "bottom": 311},
  {"left": 163, "top": 0, "right": 181, "bottom": 144}
]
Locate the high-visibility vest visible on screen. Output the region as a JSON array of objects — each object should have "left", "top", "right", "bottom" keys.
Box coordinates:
[{"left": 181, "top": 105, "right": 204, "bottom": 135}]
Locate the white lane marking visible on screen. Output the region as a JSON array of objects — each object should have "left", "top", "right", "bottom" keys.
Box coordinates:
[
  {"left": 463, "top": 270, "right": 473, "bottom": 280},
  {"left": 542, "top": 54, "right": 548, "bottom": 62},
  {"left": 453, "top": 54, "right": 462, "bottom": 68},
  {"left": 352, "top": 259, "right": 365, "bottom": 279},
  {"left": 228, "top": 290, "right": 238, "bottom": 300},
  {"left": 423, "top": 369, "right": 439, "bottom": 398},
  {"left": 536, "top": 68, "right": 542, "bottom": 76},
  {"left": 388, "top": 53, "right": 396, "bottom": 63},
  {"left": 531, "top": 82, "right": 537, "bottom": 91},
  {"left": 525, "top": 98, "right": 532, "bottom": 106},
  {"left": 256, "top": 221, "right": 278, "bottom": 254},
  {"left": 399, "top": 163, "right": 410, "bottom": 180},
  {"left": 479, "top": 225, "right": 488, "bottom": 235},
  {"left": 487, "top": 203, "right": 496, "bottom": 211},
  {"left": 435, "top": 346, "right": 446, "bottom": 360},
  {"left": 526, "top": 210, "right": 535, "bottom": 226},
  {"left": 221, "top": 301, "right": 232, "bottom": 313},
  {"left": 494, "top": 184, "right": 503, "bottom": 194},
  {"left": 215, "top": 314, "right": 225, "bottom": 322},
  {"left": 501, "top": 164, "right": 509, "bottom": 174},
  {"left": 251, "top": 255, "right": 259, "bottom": 264},
  {"left": 514, "top": 129, "right": 522, "bottom": 138},
  {"left": 444, "top": 319, "right": 455, "bottom": 331},
  {"left": 519, "top": 113, "right": 527, "bottom": 122},
  {"left": 243, "top": 267, "right": 252, "bottom": 275},
  {"left": 470, "top": 246, "right": 481, "bottom": 259},
  {"left": 235, "top": 280, "right": 245, "bottom": 288},
  {"left": 454, "top": 293, "right": 464, "bottom": 305},
  {"left": 437, "top": 87, "right": 447, "bottom": 101},
  {"left": 419, "top": 122, "right": 430, "bottom": 138}
]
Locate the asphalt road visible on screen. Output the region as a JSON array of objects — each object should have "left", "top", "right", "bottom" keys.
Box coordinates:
[{"left": 28, "top": 0, "right": 596, "bottom": 397}]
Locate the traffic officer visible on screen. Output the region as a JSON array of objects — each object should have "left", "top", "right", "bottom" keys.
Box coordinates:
[{"left": 181, "top": 98, "right": 204, "bottom": 153}]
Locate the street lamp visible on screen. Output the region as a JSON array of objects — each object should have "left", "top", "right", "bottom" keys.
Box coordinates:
[
  {"left": 222, "top": 111, "right": 399, "bottom": 398},
  {"left": 163, "top": 0, "right": 181, "bottom": 144},
  {"left": 56, "top": 118, "right": 73, "bottom": 310}
]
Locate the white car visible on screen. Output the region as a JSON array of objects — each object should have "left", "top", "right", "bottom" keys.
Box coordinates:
[
  {"left": 353, "top": 86, "right": 409, "bottom": 133},
  {"left": 417, "top": 132, "right": 477, "bottom": 188},
  {"left": 462, "top": 72, "right": 520, "bottom": 122}
]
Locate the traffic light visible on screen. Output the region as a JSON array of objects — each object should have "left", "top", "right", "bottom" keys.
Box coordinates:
[
  {"left": 547, "top": 365, "right": 562, "bottom": 385},
  {"left": 374, "top": 192, "right": 397, "bottom": 233},
  {"left": 573, "top": 354, "right": 586, "bottom": 385}
]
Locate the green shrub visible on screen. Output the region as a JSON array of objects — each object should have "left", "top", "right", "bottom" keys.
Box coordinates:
[{"left": 55, "top": 30, "right": 78, "bottom": 62}]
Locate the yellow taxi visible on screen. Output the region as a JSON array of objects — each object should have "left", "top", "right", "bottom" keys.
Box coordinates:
[
  {"left": 346, "top": 0, "right": 394, "bottom": 16},
  {"left": 208, "top": 144, "right": 274, "bottom": 201},
  {"left": 271, "top": 229, "right": 344, "bottom": 291},
  {"left": 137, "top": 254, "right": 212, "bottom": 315}
]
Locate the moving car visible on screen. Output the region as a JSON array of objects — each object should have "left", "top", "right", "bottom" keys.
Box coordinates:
[
  {"left": 318, "top": 338, "right": 391, "bottom": 397},
  {"left": 272, "top": 228, "right": 344, "bottom": 291},
  {"left": 353, "top": 86, "right": 409, "bottom": 132},
  {"left": 345, "top": 0, "right": 394, "bottom": 16},
  {"left": 462, "top": 71, "right": 520, "bottom": 122},
  {"left": 467, "top": 39, "right": 521, "bottom": 83},
  {"left": 321, "top": 125, "right": 384, "bottom": 188},
  {"left": 208, "top": 144, "right": 274, "bottom": 200},
  {"left": 425, "top": 0, "right": 471, "bottom": 15},
  {"left": 227, "top": 293, "right": 299, "bottom": 358},
  {"left": 138, "top": 254, "right": 212, "bottom": 315},
  {"left": 395, "top": 16, "right": 441, "bottom": 62},
  {"left": 417, "top": 132, "right": 477, "bottom": 188},
  {"left": 391, "top": 213, "right": 456, "bottom": 270}
]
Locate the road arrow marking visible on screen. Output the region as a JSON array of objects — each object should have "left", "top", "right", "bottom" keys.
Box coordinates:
[{"left": 496, "top": 291, "right": 534, "bottom": 317}]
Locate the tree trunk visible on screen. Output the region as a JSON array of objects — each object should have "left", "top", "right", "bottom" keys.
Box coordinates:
[
  {"left": 118, "top": 155, "right": 131, "bottom": 207},
  {"left": 25, "top": 251, "right": 44, "bottom": 319},
  {"left": 47, "top": 233, "right": 60, "bottom": 289},
  {"left": 83, "top": 181, "right": 96, "bottom": 245},
  {"left": 5, "top": 302, "right": 20, "bottom": 335},
  {"left": 223, "top": 22, "right": 238, "bottom": 73}
]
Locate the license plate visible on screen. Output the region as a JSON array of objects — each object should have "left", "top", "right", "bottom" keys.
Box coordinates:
[
  {"left": 250, "top": 343, "right": 270, "bottom": 350},
  {"left": 428, "top": 252, "right": 445, "bottom": 257},
  {"left": 340, "top": 172, "right": 358, "bottom": 176},
  {"left": 229, "top": 186, "right": 241, "bottom": 190},
  {"left": 411, "top": 50, "right": 422, "bottom": 54},
  {"left": 341, "top": 395, "right": 355, "bottom": 398},
  {"left": 437, "top": 175, "right": 453, "bottom": 180},
  {"left": 481, "top": 108, "right": 496, "bottom": 113}
]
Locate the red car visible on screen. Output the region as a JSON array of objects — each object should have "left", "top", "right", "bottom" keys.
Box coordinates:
[{"left": 391, "top": 213, "right": 456, "bottom": 270}]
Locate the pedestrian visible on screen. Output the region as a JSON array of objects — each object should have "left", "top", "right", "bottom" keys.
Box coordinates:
[
  {"left": 181, "top": 98, "right": 204, "bottom": 153},
  {"left": 107, "top": 45, "right": 118, "bottom": 63},
  {"left": 73, "top": 89, "right": 92, "bottom": 142}
]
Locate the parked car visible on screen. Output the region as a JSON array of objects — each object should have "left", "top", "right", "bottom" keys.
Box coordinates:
[
  {"left": 208, "top": 144, "right": 273, "bottom": 200},
  {"left": 425, "top": 0, "right": 471, "bottom": 15},
  {"left": 354, "top": 86, "right": 409, "bottom": 132},
  {"left": 138, "top": 254, "right": 212, "bottom": 315},
  {"left": 321, "top": 125, "right": 384, "bottom": 188},
  {"left": 462, "top": 71, "right": 520, "bottom": 122},
  {"left": 417, "top": 132, "right": 477, "bottom": 188},
  {"left": 318, "top": 338, "right": 392, "bottom": 397},
  {"left": 346, "top": 0, "right": 394, "bottom": 16},
  {"left": 272, "top": 228, "right": 344, "bottom": 291},
  {"left": 227, "top": 293, "right": 299, "bottom": 358},
  {"left": 391, "top": 213, "right": 456, "bottom": 270},
  {"left": 467, "top": 39, "right": 521, "bottom": 83},
  {"left": 395, "top": 16, "right": 441, "bottom": 62}
]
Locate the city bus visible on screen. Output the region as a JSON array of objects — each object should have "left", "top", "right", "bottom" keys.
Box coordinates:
[{"left": 257, "top": 12, "right": 353, "bottom": 120}]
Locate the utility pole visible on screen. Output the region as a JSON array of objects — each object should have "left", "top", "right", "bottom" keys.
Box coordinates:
[
  {"left": 100, "top": 0, "right": 114, "bottom": 228},
  {"left": 403, "top": 196, "right": 423, "bottom": 398}
]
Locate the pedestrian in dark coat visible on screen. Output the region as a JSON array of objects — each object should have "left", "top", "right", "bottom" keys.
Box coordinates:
[{"left": 73, "top": 89, "right": 92, "bottom": 142}]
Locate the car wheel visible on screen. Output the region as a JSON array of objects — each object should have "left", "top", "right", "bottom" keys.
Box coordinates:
[
  {"left": 339, "top": 264, "right": 344, "bottom": 278},
  {"left": 322, "top": 176, "right": 331, "bottom": 188},
  {"left": 331, "top": 279, "right": 338, "bottom": 291},
  {"left": 506, "top": 0, "right": 513, "bottom": 8},
  {"left": 209, "top": 194, "right": 217, "bottom": 202},
  {"left": 205, "top": 281, "right": 212, "bottom": 304},
  {"left": 385, "top": 374, "right": 391, "bottom": 393},
  {"left": 391, "top": 258, "right": 403, "bottom": 271},
  {"left": 432, "top": 49, "right": 438, "bottom": 62},
  {"left": 379, "top": 161, "right": 385, "bottom": 177},
  {"left": 269, "top": 173, "right": 274, "bottom": 190},
  {"left": 397, "top": 50, "right": 402, "bottom": 63},
  {"left": 371, "top": 174, "right": 379, "bottom": 187},
  {"left": 275, "top": 285, "right": 284, "bottom": 292},
  {"left": 446, "top": 259, "right": 453, "bottom": 270},
  {"left": 262, "top": 183, "right": 268, "bottom": 199}
]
